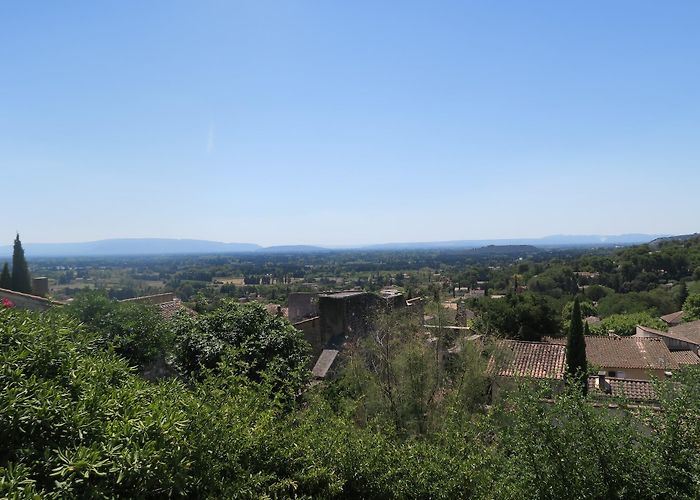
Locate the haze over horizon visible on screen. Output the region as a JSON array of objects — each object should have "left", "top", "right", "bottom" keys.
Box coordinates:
[
  {"left": 0, "top": 233, "right": 678, "bottom": 257},
  {"left": 2, "top": 1, "right": 699, "bottom": 246}
]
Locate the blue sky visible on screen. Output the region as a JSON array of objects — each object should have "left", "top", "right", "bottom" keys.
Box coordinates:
[{"left": 1, "top": 1, "right": 699, "bottom": 246}]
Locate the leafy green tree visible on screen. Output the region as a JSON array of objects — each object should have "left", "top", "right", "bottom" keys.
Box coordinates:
[
  {"left": 2, "top": 307, "right": 700, "bottom": 499},
  {"left": 651, "top": 366, "right": 700, "bottom": 497},
  {"left": 173, "top": 300, "right": 310, "bottom": 395},
  {"left": 590, "top": 312, "right": 667, "bottom": 336},
  {"left": 337, "top": 309, "right": 488, "bottom": 436},
  {"left": 0, "top": 262, "right": 11, "bottom": 289},
  {"left": 66, "top": 290, "right": 173, "bottom": 369},
  {"left": 473, "top": 292, "right": 559, "bottom": 340},
  {"left": 597, "top": 289, "right": 675, "bottom": 317},
  {"left": 10, "top": 234, "right": 32, "bottom": 294},
  {"left": 487, "top": 383, "right": 663, "bottom": 499},
  {"left": 683, "top": 294, "right": 700, "bottom": 321},
  {"left": 0, "top": 307, "right": 336, "bottom": 498},
  {"left": 566, "top": 297, "right": 587, "bottom": 394},
  {"left": 563, "top": 299, "right": 597, "bottom": 320},
  {"left": 562, "top": 299, "right": 597, "bottom": 331},
  {"left": 583, "top": 284, "right": 612, "bottom": 302}
]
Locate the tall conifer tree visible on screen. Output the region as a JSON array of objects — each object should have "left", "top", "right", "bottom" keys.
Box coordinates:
[
  {"left": 566, "top": 296, "right": 587, "bottom": 394},
  {"left": 11, "top": 234, "right": 32, "bottom": 294},
  {"left": 0, "top": 262, "right": 11, "bottom": 289}
]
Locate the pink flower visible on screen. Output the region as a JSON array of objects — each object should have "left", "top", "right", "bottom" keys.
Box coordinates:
[{"left": 2, "top": 298, "right": 14, "bottom": 308}]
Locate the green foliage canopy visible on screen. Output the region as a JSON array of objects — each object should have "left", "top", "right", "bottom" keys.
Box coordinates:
[
  {"left": 66, "top": 291, "right": 173, "bottom": 369},
  {"left": 683, "top": 294, "right": 700, "bottom": 321},
  {"left": 173, "top": 300, "right": 310, "bottom": 394},
  {"left": 472, "top": 293, "right": 560, "bottom": 340},
  {"left": 590, "top": 312, "right": 667, "bottom": 336},
  {"left": 2, "top": 308, "right": 700, "bottom": 498}
]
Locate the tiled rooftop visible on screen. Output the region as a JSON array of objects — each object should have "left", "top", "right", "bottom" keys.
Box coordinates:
[
  {"left": 492, "top": 340, "right": 566, "bottom": 380},
  {"left": 588, "top": 376, "right": 656, "bottom": 401},
  {"left": 157, "top": 299, "right": 194, "bottom": 320},
  {"left": 121, "top": 293, "right": 194, "bottom": 320},
  {"left": 545, "top": 335, "right": 678, "bottom": 371},
  {"left": 668, "top": 320, "right": 700, "bottom": 345},
  {"left": 670, "top": 350, "right": 700, "bottom": 366},
  {"left": 635, "top": 324, "right": 700, "bottom": 347},
  {"left": 660, "top": 310, "right": 685, "bottom": 325},
  {"left": 585, "top": 336, "right": 677, "bottom": 370}
]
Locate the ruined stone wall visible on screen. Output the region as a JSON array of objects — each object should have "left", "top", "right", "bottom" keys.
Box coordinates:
[
  {"left": 319, "top": 296, "right": 347, "bottom": 340},
  {"left": 319, "top": 292, "right": 383, "bottom": 343},
  {"left": 288, "top": 292, "right": 319, "bottom": 323},
  {"left": 293, "top": 316, "right": 323, "bottom": 357}
]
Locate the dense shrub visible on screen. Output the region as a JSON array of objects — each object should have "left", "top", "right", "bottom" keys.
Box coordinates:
[
  {"left": 472, "top": 293, "right": 561, "bottom": 339},
  {"left": 65, "top": 291, "right": 172, "bottom": 368},
  {"left": 2, "top": 308, "right": 700, "bottom": 498},
  {"left": 173, "top": 300, "right": 310, "bottom": 394},
  {"left": 590, "top": 312, "right": 667, "bottom": 336},
  {"left": 683, "top": 293, "right": 700, "bottom": 321}
]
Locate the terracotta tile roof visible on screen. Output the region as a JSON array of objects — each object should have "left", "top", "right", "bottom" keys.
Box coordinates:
[
  {"left": 585, "top": 336, "right": 677, "bottom": 371},
  {"left": 542, "top": 336, "right": 566, "bottom": 345},
  {"left": 492, "top": 340, "right": 566, "bottom": 380},
  {"left": 121, "top": 293, "right": 195, "bottom": 321},
  {"left": 635, "top": 324, "right": 700, "bottom": 347},
  {"left": 668, "top": 320, "right": 700, "bottom": 345},
  {"left": 670, "top": 350, "right": 700, "bottom": 366},
  {"left": 588, "top": 376, "right": 656, "bottom": 401},
  {"left": 546, "top": 335, "right": 678, "bottom": 370},
  {"left": 660, "top": 310, "right": 685, "bottom": 325},
  {"left": 158, "top": 299, "right": 196, "bottom": 320}
]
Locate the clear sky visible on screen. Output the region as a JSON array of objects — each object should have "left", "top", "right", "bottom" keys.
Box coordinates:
[{"left": 2, "top": 1, "right": 699, "bottom": 246}]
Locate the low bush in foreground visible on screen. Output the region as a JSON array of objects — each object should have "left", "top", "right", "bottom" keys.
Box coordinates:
[{"left": 1, "top": 308, "right": 699, "bottom": 498}]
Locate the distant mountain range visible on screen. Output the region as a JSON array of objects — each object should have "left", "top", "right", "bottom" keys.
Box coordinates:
[
  {"left": 648, "top": 233, "right": 700, "bottom": 248},
  {"left": 0, "top": 234, "right": 670, "bottom": 257}
]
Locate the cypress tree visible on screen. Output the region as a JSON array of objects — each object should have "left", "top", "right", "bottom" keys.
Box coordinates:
[
  {"left": 566, "top": 296, "right": 587, "bottom": 394},
  {"left": 0, "top": 262, "right": 10, "bottom": 289},
  {"left": 11, "top": 234, "right": 32, "bottom": 294}
]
